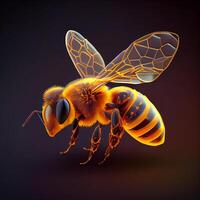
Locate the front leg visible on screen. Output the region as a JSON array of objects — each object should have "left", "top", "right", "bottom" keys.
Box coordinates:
[
  {"left": 80, "top": 124, "right": 102, "bottom": 165},
  {"left": 60, "top": 118, "right": 79, "bottom": 155},
  {"left": 99, "top": 108, "right": 124, "bottom": 165}
]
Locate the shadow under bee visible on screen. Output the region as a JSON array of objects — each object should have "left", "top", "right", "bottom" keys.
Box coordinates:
[{"left": 50, "top": 152, "right": 165, "bottom": 173}]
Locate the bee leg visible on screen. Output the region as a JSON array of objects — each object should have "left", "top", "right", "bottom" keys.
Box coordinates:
[
  {"left": 80, "top": 124, "right": 102, "bottom": 165},
  {"left": 99, "top": 109, "right": 124, "bottom": 165},
  {"left": 60, "top": 118, "right": 79, "bottom": 155}
]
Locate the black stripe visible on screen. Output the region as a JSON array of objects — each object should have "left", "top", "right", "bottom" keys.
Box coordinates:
[
  {"left": 119, "top": 91, "right": 134, "bottom": 116},
  {"left": 124, "top": 94, "right": 146, "bottom": 123},
  {"left": 139, "top": 121, "right": 160, "bottom": 139},
  {"left": 151, "top": 132, "right": 164, "bottom": 143},
  {"left": 131, "top": 107, "right": 155, "bottom": 130}
]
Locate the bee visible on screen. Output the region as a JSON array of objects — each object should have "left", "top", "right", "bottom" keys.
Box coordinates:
[{"left": 23, "top": 30, "right": 179, "bottom": 164}]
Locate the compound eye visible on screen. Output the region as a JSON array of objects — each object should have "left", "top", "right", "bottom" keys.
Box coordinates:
[
  {"left": 56, "top": 99, "right": 70, "bottom": 124},
  {"left": 45, "top": 105, "right": 52, "bottom": 122}
]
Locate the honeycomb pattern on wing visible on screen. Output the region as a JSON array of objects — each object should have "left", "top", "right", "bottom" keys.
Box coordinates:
[
  {"left": 97, "top": 32, "right": 179, "bottom": 84},
  {"left": 66, "top": 31, "right": 105, "bottom": 78}
]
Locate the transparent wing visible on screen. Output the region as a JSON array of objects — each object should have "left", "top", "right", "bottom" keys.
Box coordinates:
[
  {"left": 66, "top": 30, "right": 105, "bottom": 78},
  {"left": 96, "top": 32, "right": 179, "bottom": 84}
]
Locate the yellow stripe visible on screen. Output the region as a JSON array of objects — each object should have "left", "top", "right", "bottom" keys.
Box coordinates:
[
  {"left": 151, "top": 131, "right": 165, "bottom": 145},
  {"left": 121, "top": 89, "right": 138, "bottom": 118},
  {"left": 124, "top": 96, "right": 151, "bottom": 129},
  {"left": 125, "top": 125, "right": 164, "bottom": 146},
  {"left": 126, "top": 128, "right": 158, "bottom": 146},
  {"left": 132, "top": 116, "right": 158, "bottom": 137},
  {"left": 139, "top": 122, "right": 164, "bottom": 143}
]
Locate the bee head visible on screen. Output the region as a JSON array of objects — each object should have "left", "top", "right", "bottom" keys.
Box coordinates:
[
  {"left": 41, "top": 86, "right": 75, "bottom": 137},
  {"left": 22, "top": 86, "right": 75, "bottom": 137}
]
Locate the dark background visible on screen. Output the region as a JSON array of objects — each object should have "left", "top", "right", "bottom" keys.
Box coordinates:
[{"left": 1, "top": 1, "right": 199, "bottom": 199}]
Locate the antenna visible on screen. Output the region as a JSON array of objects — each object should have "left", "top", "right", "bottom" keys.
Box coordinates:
[{"left": 22, "top": 110, "right": 44, "bottom": 127}]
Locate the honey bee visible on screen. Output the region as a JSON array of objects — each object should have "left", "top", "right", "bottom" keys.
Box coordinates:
[{"left": 23, "top": 30, "right": 179, "bottom": 164}]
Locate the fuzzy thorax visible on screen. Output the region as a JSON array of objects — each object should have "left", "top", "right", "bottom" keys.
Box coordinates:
[{"left": 62, "top": 78, "right": 110, "bottom": 127}]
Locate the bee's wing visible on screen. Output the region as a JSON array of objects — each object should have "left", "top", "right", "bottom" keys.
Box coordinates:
[
  {"left": 65, "top": 30, "right": 105, "bottom": 78},
  {"left": 96, "top": 32, "right": 179, "bottom": 84}
]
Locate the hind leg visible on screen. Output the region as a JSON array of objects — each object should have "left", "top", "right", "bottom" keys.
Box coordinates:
[
  {"left": 80, "top": 124, "right": 102, "bottom": 165},
  {"left": 60, "top": 118, "right": 79, "bottom": 155},
  {"left": 99, "top": 108, "right": 124, "bottom": 165}
]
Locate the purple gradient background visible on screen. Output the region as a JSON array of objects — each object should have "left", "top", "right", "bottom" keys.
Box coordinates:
[{"left": 1, "top": 1, "right": 199, "bottom": 200}]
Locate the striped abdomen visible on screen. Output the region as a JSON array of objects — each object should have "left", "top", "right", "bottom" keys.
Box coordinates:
[{"left": 110, "top": 87, "right": 165, "bottom": 146}]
